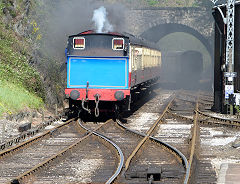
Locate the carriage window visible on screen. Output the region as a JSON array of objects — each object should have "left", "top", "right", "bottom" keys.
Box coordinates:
[
  {"left": 73, "top": 37, "right": 85, "bottom": 49},
  {"left": 112, "top": 38, "right": 124, "bottom": 50}
]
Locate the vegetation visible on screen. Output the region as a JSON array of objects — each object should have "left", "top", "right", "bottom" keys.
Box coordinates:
[
  {"left": 0, "top": 0, "right": 215, "bottom": 117},
  {"left": 0, "top": 1, "right": 44, "bottom": 117},
  {"left": 0, "top": 23, "right": 44, "bottom": 96},
  {"left": 0, "top": 81, "right": 43, "bottom": 116},
  {"left": 106, "top": 0, "right": 198, "bottom": 7},
  {"left": 145, "top": 0, "right": 196, "bottom": 7}
]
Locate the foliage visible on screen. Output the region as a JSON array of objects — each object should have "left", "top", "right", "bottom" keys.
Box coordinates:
[
  {"left": 235, "top": 105, "right": 240, "bottom": 114},
  {"left": 0, "top": 2, "right": 4, "bottom": 15},
  {"left": 31, "top": 20, "right": 42, "bottom": 41},
  {"left": 147, "top": 0, "right": 158, "bottom": 6},
  {"left": 0, "top": 20, "right": 45, "bottom": 100},
  {"left": 0, "top": 80, "right": 43, "bottom": 117}
]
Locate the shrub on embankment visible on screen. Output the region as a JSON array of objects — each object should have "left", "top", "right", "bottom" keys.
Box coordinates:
[{"left": 0, "top": 0, "right": 44, "bottom": 117}]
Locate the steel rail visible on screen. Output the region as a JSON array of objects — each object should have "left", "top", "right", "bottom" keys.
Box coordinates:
[
  {"left": 78, "top": 119, "right": 124, "bottom": 184},
  {"left": 123, "top": 96, "right": 176, "bottom": 171},
  {"left": 0, "top": 118, "right": 76, "bottom": 159},
  {"left": 168, "top": 110, "right": 194, "bottom": 122},
  {"left": 0, "top": 116, "right": 62, "bottom": 151},
  {"left": 196, "top": 110, "right": 240, "bottom": 127},
  {"left": 184, "top": 100, "right": 199, "bottom": 184},
  {"left": 169, "top": 109, "right": 240, "bottom": 128},
  {"left": 10, "top": 119, "right": 112, "bottom": 184},
  {"left": 116, "top": 119, "right": 188, "bottom": 170}
]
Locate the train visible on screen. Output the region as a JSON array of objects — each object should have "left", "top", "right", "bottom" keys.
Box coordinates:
[
  {"left": 160, "top": 50, "right": 203, "bottom": 89},
  {"left": 64, "top": 30, "right": 162, "bottom": 117}
]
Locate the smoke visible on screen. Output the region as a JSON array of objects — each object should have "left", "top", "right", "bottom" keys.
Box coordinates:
[
  {"left": 37, "top": 0, "right": 127, "bottom": 63},
  {"left": 92, "top": 6, "right": 113, "bottom": 33}
]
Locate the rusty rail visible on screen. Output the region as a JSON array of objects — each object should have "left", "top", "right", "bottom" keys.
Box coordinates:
[
  {"left": 124, "top": 96, "right": 175, "bottom": 171},
  {"left": 78, "top": 119, "right": 124, "bottom": 184},
  {"left": 10, "top": 119, "right": 112, "bottom": 184},
  {"left": 170, "top": 96, "right": 240, "bottom": 128},
  {"left": 116, "top": 119, "right": 188, "bottom": 171},
  {"left": 0, "top": 118, "right": 76, "bottom": 159},
  {"left": 197, "top": 110, "right": 240, "bottom": 128},
  {"left": 0, "top": 116, "right": 63, "bottom": 151},
  {"left": 184, "top": 99, "right": 199, "bottom": 184}
]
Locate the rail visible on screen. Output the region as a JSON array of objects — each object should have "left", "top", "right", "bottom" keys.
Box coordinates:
[
  {"left": 0, "top": 116, "right": 62, "bottom": 151},
  {"left": 197, "top": 110, "right": 240, "bottom": 128},
  {"left": 0, "top": 118, "right": 76, "bottom": 159},
  {"left": 184, "top": 99, "right": 199, "bottom": 184},
  {"left": 123, "top": 97, "right": 175, "bottom": 171},
  {"left": 10, "top": 119, "right": 113, "bottom": 184},
  {"left": 116, "top": 119, "right": 188, "bottom": 170},
  {"left": 78, "top": 119, "right": 124, "bottom": 184},
  {"left": 169, "top": 97, "right": 240, "bottom": 128}
]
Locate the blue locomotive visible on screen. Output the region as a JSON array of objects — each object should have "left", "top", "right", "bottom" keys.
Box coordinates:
[{"left": 65, "top": 30, "right": 161, "bottom": 116}]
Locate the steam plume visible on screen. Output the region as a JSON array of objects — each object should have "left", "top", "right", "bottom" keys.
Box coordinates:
[{"left": 92, "top": 6, "right": 113, "bottom": 33}]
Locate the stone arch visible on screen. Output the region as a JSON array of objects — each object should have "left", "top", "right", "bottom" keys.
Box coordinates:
[{"left": 140, "top": 23, "right": 213, "bottom": 61}]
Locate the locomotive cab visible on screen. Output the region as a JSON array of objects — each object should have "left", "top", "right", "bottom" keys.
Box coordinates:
[
  {"left": 65, "top": 31, "right": 131, "bottom": 116},
  {"left": 65, "top": 30, "right": 162, "bottom": 117}
]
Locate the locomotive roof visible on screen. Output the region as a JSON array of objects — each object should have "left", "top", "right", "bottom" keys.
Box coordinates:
[{"left": 69, "top": 30, "right": 160, "bottom": 51}]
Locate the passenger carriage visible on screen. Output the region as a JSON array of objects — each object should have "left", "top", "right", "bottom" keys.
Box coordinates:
[{"left": 65, "top": 30, "right": 161, "bottom": 116}]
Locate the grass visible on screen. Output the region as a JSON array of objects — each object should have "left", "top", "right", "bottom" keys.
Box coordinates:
[
  {"left": 0, "top": 80, "right": 44, "bottom": 117},
  {"left": 0, "top": 1, "right": 45, "bottom": 117}
]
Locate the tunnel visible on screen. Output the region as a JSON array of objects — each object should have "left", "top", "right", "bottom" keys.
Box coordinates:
[{"left": 140, "top": 23, "right": 213, "bottom": 90}]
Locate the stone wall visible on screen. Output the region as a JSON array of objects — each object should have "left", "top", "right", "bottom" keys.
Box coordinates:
[{"left": 126, "top": 7, "right": 214, "bottom": 42}]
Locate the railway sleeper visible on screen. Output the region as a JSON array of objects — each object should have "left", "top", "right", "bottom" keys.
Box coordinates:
[
  {"left": 125, "top": 166, "right": 183, "bottom": 182},
  {"left": 125, "top": 167, "right": 161, "bottom": 181}
]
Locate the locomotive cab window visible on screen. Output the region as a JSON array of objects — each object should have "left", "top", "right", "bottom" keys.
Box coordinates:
[
  {"left": 112, "top": 38, "right": 124, "bottom": 50},
  {"left": 73, "top": 37, "right": 85, "bottom": 49}
]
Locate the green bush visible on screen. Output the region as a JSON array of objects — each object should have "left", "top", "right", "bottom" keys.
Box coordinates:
[{"left": 148, "top": 0, "right": 158, "bottom": 6}]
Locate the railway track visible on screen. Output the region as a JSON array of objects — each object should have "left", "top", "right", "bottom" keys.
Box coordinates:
[
  {"left": 0, "top": 118, "right": 82, "bottom": 183},
  {"left": 80, "top": 119, "right": 145, "bottom": 183},
  {"left": 120, "top": 90, "right": 217, "bottom": 183},
  {"left": 147, "top": 93, "right": 199, "bottom": 183},
  {"left": 174, "top": 92, "right": 240, "bottom": 128},
  {"left": 0, "top": 116, "right": 63, "bottom": 152},
  {"left": 120, "top": 96, "right": 188, "bottom": 183},
  {"left": 169, "top": 92, "right": 240, "bottom": 183},
  {"left": 0, "top": 118, "right": 123, "bottom": 184},
  {"left": 168, "top": 93, "right": 217, "bottom": 183},
  {"left": 82, "top": 93, "right": 190, "bottom": 183},
  {"left": 2, "top": 89, "right": 239, "bottom": 183}
]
